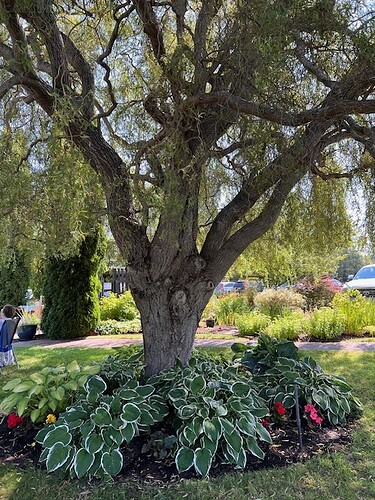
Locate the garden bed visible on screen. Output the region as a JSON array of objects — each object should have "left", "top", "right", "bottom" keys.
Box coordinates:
[{"left": 0, "top": 416, "right": 353, "bottom": 484}]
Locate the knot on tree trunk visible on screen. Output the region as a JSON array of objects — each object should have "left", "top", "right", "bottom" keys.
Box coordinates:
[{"left": 170, "top": 289, "right": 191, "bottom": 317}]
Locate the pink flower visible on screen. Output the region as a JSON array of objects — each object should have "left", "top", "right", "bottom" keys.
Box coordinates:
[
  {"left": 274, "top": 402, "right": 286, "bottom": 416},
  {"left": 7, "top": 413, "right": 24, "bottom": 429},
  {"left": 304, "top": 404, "right": 323, "bottom": 425}
]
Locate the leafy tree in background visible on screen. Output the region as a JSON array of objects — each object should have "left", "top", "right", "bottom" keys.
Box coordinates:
[
  {"left": 0, "top": 1, "right": 374, "bottom": 374},
  {"left": 336, "top": 250, "right": 371, "bottom": 282},
  {"left": 41, "top": 227, "right": 106, "bottom": 339},
  {"left": 0, "top": 248, "right": 31, "bottom": 306}
]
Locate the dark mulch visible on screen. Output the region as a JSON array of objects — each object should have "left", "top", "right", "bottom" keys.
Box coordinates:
[{"left": 0, "top": 417, "right": 353, "bottom": 484}]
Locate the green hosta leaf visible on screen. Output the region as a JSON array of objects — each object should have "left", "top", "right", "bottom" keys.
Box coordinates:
[
  {"left": 282, "top": 395, "right": 295, "bottom": 409},
  {"left": 274, "top": 392, "right": 286, "bottom": 403},
  {"left": 183, "top": 424, "right": 199, "bottom": 446},
  {"left": 84, "top": 432, "right": 104, "bottom": 454},
  {"left": 168, "top": 388, "right": 187, "bottom": 402},
  {"left": 190, "top": 375, "right": 206, "bottom": 395},
  {"left": 64, "top": 380, "right": 79, "bottom": 391},
  {"left": 201, "top": 435, "right": 217, "bottom": 455},
  {"left": 2, "top": 378, "right": 22, "bottom": 391},
  {"left": 255, "top": 421, "right": 272, "bottom": 443},
  {"left": 248, "top": 407, "right": 269, "bottom": 418},
  {"left": 198, "top": 406, "right": 209, "bottom": 418},
  {"left": 74, "top": 448, "right": 95, "bottom": 479},
  {"left": 121, "top": 403, "right": 141, "bottom": 423},
  {"left": 54, "top": 386, "right": 66, "bottom": 401},
  {"left": 109, "top": 428, "right": 124, "bottom": 446},
  {"left": 121, "top": 423, "right": 136, "bottom": 443},
  {"left": 16, "top": 397, "right": 29, "bottom": 416},
  {"left": 175, "top": 447, "right": 194, "bottom": 473},
  {"left": 224, "top": 429, "right": 242, "bottom": 454},
  {"left": 329, "top": 397, "right": 339, "bottom": 415},
  {"left": 139, "top": 409, "right": 154, "bottom": 426},
  {"left": 12, "top": 381, "right": 34, "bottom": 393},
  {"left": 135, "top": 385, "right": 154, "bottom": 398},
  {"left": 101, "top": 449, "right": 123, "bottom": 476},
  {"left": 64, "top": 409, "right": 89, "bottom": 422},
  {"left": 29, "top": 373, "right": 45, "bottom": 384},
  {"left": 192, "top": 416, "right": 204, "bottom": 436},
  {"left": 87, "top": 389, "right": 100, "bottom": 404},
  {"left": 37, "top": 398, "right": 49, "bottom": 409},
  {"left": 283, "top": 371, "right": 300, "bottom": 381},
  {"left": 312, "top": 390, "right": 329, "bottom": 411},
  {"left": 220, "top": 418, "right": 235, "bottom": 435},
  {"left": 43, "top": 425, "right": 72, "bottom": 448},
  {"left": 339, "top": 397, "right": 351, "bottom": 414},
  {"left": 246, "top": 436, "right": 265, "bottom": 459},
  {"left": 81, "top": 365, "right": 101, "bottom": 375},
  {"left": 46, "top": 442, "right": 72, "bottom": 473},
  {"left": 231, "top": 382, "right": 250, "bottom": 397},
  {"left": 84, "top": 375, "right": 107, "bottom": 394},
  {"left": 236, "top": 416, "right": 256, "bottom": 436},
  {"left": 92, "top": 407, "right": 112, "bottom": 427},
  {"left": 203, "top": 419, "right": 220, "bottom": 443},
  {"left": 30, "top": 408, "right": 41, "bottom": 423},
  {"left": 66, "top": 360, "right": 80, "bottom": 373},
  {"left": 235, "top": 447, "right": 247, "bottom": 469},
  {"left": 229, "top": 398, "right": 245, "bottom": 412},
  {"left": 179, "top": 404, "right": 198, "bottom": 419},
  {"left": 35, "top": 425, "right": 52, "bottom": 444},
  {"left": 117, "top": 388, "right": 139, "bottom": 400},
  {"left": 194, "top": 447, "right": 213, "bottom": 477}
]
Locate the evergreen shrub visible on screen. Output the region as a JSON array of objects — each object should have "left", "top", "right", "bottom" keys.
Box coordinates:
[
  {"left": 0, "top": 249, "right": 31, "bottom": 305},
  {"left": 41, "top": 228, "right": 105, "bottom": 339}
]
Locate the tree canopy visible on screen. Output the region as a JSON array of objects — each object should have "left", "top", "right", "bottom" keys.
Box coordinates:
[{"left": 0, "top": 0, "right": 374, "bottom": 373}]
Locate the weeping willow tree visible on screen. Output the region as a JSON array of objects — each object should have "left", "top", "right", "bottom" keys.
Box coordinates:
[
  {"left": 0, "top": 1, "right": 374, "bottom": 374},
  {"left": 230, "top": 172, "right": 354, "bottom": 285}
]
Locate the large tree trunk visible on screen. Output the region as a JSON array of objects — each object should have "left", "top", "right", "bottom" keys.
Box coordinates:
[{"left": 132, "top": 281, "right": 209, "bottom": 376}]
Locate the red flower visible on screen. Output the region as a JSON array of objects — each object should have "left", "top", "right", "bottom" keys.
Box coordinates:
[
  {"left": 260, "top": 418, "right": 270, "bottom": 428},
  {"left": 7, "top": 413, "right": 24, "bottom": 429},
  {"left": 304, "top": 404, "right": 315, "bottom": 413},
  {"left": 274, "top": 402, "right": 286, "bottom": 416}
]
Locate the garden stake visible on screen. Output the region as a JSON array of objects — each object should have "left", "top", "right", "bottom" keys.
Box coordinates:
[{"left": 294, "top": 382, "right": 303, "bottom": 451}]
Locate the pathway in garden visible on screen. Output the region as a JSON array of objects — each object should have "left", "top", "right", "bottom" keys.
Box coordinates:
[{"left": 12, "top": 329, "right": 375, "bottom": 352}]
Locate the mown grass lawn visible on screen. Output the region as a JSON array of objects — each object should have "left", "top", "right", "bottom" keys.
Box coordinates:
[{"left": 0, "top": 347, "right": 374, "bottom": 500}]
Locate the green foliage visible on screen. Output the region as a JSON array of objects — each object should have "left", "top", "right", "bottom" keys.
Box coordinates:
[
  {"left": 207, "top": 294, "right": 250, "bottom": 325},
  {"left": 254, "top": 289, "right": 305, "bottom": 319},
  {"left": 99, "top": 292, "right": 139, "bottom": 321},
  {"left": 36, "top": 349, "right": 270, "bottom": 479},
  {"left": 0, "top": 248, "right": 31, "bottom": 306},
  {"left": 336, "top": 250, "right": 370, "bottom": 282},
  {"left": 236, "top": 312, "right": 271, "bottom": 337},
  {"left": 94, "top": 319, "right": 141, "bottom": 335},
  {"left": 231, "top": 334, "right": 299, "bottom": 375},
  {"left": 20, "top": 310, "right": 41, "bottom": 326},
  {"left": 0, "top": 361, "right": 100, "bottom": 423},
  {"left": 307, "top": 307, "right": 346, "bottom": 340},
  {"left": 265, "top": 312, "right": 306, "bottom": 340},
  {"left": 148, "top": 351, "right": 271, "bottom": 476},
  {"left": 41, "top": 227, "right": 105, "bottom": 339},
  {"left": 35, "top": 350, "right": 170, "bottom": 480},
  {"left": 252, "top": 356, "right": 362, "bottom": 426},
  {"left": 333, "top": 290, "right": 375, "bottom": 336}
]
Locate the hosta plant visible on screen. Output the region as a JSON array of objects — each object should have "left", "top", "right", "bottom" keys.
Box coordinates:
[
  {"left": 148, "top": 352, "right": 271, "bottom": 477},
  {"left": 35, "top": 372, "right": 169, "bottom": 480},
  {"left": 0, "top": 361, "right": 100, "bottom": 423},
  {"left": 251, "top": 355, "right": 362, "bottom": 425},
  {"left": 232, "top": 334, "right": 299, "bottom": 375}
]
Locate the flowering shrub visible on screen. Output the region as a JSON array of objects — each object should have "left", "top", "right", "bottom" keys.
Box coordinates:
[
  {"left": 294, "top": 277, "right": 340, "bottom": 311},
  {"left": 304, "top": 404, "right": 323, "bottom": 425},
  {"left": 7, "top": 413, "right": 23, "bottom": 429}
]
